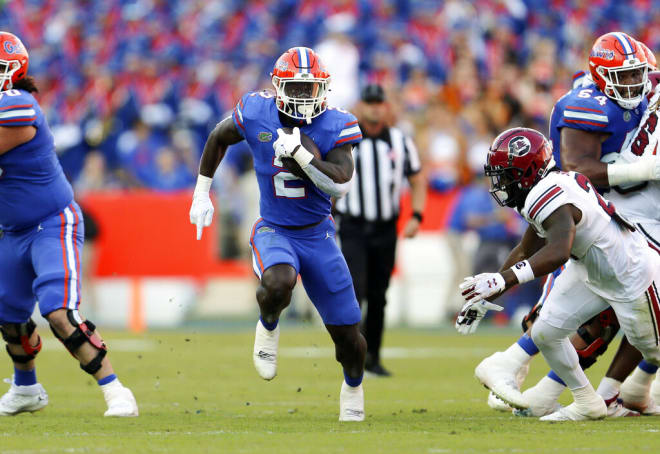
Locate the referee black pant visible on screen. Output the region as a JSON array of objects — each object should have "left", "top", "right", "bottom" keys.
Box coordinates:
[{"left": 338, "top": 216, "right": 397, "bottom": 363}]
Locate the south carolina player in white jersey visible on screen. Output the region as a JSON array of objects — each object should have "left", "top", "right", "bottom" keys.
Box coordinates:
[
  {"left": 456, "top": 128, "right": 660, "bottom": 421},
  {"left": 470, "top": 33, "right": 660, "bottom": 417}
]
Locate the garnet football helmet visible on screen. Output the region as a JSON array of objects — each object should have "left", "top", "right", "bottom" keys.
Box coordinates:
[
  {"left": 0, "top": 32, "right": 29, "bottom": 91},
  {"left": 271, "top": 47, "right": 330, "bottom": 122},
  {"left": 589, "top": 32, "right": 648, "bottom": 110},
  {"left": 484, "top": 128, "right": 555, "bottom": 210}
]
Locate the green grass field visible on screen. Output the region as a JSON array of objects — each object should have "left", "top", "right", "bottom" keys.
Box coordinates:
[{"left": 3, "top": 325, "right": 660, "bottom": 453}]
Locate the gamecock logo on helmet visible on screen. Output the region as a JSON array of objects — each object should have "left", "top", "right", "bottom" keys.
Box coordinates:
[{"left": 508, "top": 136, "right": 531, "bottom": 157}]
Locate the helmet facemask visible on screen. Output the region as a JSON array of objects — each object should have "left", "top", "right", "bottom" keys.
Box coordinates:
[
  {"left": 598, "top": 63, "right": 648, "bottom": 109},
  {"left": 484, "top": 165, "right": 530, "bottom": 210},
  {"left": 0, "top": 59, "right": 20, "bottom": 90},
  {"left": 272, "top": 74, "right": 329, "bottom": 122}
]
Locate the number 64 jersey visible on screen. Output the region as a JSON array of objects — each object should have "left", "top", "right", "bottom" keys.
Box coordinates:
[
  {"left": 520, "top": 170, "right": 657, "bottom": 303},
  {"left": 231, "top": 90, "right": 362, "bottom": 227},
  {"left": 549, "top": 82, "right": 647, "bottom": 166}
]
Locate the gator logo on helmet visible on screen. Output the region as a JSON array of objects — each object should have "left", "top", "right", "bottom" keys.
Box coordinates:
[
  {"left": 3, "top": 41, "right": 17, "bottom": 54},
  {"left": 590, "top": 47, "right": 615, "bottom": 60},
  {"left": 276, "top": 59, "right": 288, "bottom": 72},
  {"left": 508, "top": 136, "right": 531, "bottom": 157}
]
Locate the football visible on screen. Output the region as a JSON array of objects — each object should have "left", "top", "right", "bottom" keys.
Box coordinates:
[{"left": 279, "top": 127, "right": 322, "bottom": 180}]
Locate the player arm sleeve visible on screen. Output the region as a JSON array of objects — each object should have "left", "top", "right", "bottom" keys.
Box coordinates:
[{"left": 302, "top": 164, "right": 352, "bottom": 198}]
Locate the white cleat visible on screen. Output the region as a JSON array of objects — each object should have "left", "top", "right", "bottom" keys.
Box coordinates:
[
  {"left": 487, "top": 362, "right": 529, "bottom": 412},
  {"left": 606, "top": 396, "right": 640, "bottom": 418},
  {"left": 620, "top": 377, "right": 660, "bottom": 415},
  {"left": 475, "top": 352, "right": 528, "bottom": 410},
  {"left": 540, "top": 401, "right": 606, "bottom": 421},
  {"left": 487, "top": 392, "right": 512, "bottom": 412},
  {"left": 0, "top": 378, "right": 48, "bottom": 416},
  {"left": 253, "top": 320, "right": 279, "bottom": 380},
  {"left": 339, "top": 381, "right": 364, "bottom": 421},
  {"left": 102, "top": 382, "right": 138, "bottom": 417},
  {"left": 514, "top": 376, "right": 565, "bottom": 417}
]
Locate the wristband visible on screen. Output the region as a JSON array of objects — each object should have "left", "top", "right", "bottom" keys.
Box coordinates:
[
  {"left": 193, "top": 174, "right": 213, "bottom": 195},
  {"left": 510, "top": 260, "right": 535, "bottom": 284},
  {"left": 292, "top": 145, "right": 314, "bottom": 169},
  {"left": 412, "top": 211, "right": 423, "bottom": 223}
]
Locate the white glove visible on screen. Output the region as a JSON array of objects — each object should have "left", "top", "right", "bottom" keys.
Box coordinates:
[
  {"left": 189, "top": 175, "right": 214, "bottom": 240},
  {"left": 459, "top": 272, "right": 506, "bottom": 302},
  {"left": 273, "top": 127, "right": 314, "bottom": 168},
  {"left": 455, "top": 299, "right": 503, "bottom": 335},
  {"left": 273, "top": 127, "right": 302, "bottom": 159}
]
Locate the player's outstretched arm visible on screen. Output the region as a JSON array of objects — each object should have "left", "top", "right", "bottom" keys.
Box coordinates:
[
  {"left": 460, "top": 206, "right": 576, "bottom": 304},
  {"left": 0, "top": 125, "right": 37, "bottom": 154},
  {"left": 560, "top": 128, "right": 610, "bottom": 187},
  {"left": 190, "top": 117, "right": 243, "bottom": 240}
]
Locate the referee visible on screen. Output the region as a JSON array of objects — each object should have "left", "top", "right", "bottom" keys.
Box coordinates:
[{"left": 335, "top": 84, "right": 426, "bottom": 377}]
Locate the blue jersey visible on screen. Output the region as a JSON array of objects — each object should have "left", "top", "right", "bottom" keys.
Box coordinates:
[
  {"left": 0, "top": 89, "right": 73, "bottom": 231},
  {"left": 549, "top": 83, "right": 647, "bottom": 168},
  {"left": 231, "top": 90, "right": 362, "bottom": 226}
]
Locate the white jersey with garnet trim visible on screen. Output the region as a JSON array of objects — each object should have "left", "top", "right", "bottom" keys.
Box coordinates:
[{"left": 521, "top": 171, "right": 656, "bottom": 302}]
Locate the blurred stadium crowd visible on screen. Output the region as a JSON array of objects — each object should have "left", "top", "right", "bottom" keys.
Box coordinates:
[{"left": 1, "top": 0, "right": 659, "bottom": 320}]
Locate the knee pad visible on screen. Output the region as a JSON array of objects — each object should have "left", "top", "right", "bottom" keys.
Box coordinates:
[
  {"left": 576, "top": 308, "right": 619, "bottom": 370},
  {"left": 50, "top": 310, "right": 107, "bottom": 375},
  {"left": 521, "top": 302, "right": 543, "bottom": 332},
  {"left": 0, "top": 319, "right": 42, "bottom": 364}
]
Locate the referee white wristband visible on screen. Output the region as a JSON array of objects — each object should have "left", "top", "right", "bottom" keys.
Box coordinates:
[
  {"left": 510, "top": 260, "right": 535, "bottom": 284},
  {"left": 193, "top": 174, "right": 213, "bottom": 196},
  {"left": 292, "top": 145, "right": 314, "bottom": 169}
]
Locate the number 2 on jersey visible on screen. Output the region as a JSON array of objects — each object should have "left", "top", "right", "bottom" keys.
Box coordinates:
[
  {"left": 573, "top": 173, "right": 616, "bottom": 216},
  {"left": 273, "top": 154, "right": 305, "bottom": 198}
]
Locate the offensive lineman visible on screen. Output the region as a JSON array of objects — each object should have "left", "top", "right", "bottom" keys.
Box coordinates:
[
  {"left": 0, "top": 32, "right": 137, "bottom": 416},
  {"left": 457, "top": 127, "right": 660, "bottom": 421},
  {"left": 189, "top": 47, "right": 366, "bottom": 421},
  {"left": 468, "top": 32, "right": 660, "bottom": 416}
]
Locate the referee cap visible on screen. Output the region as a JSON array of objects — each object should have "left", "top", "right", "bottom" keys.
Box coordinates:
[{"left": 361, "top": 84, "right": 385, "bottom": 103}]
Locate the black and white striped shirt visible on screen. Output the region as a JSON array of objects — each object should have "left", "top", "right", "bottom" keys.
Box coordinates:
[{"left": 336, "top": 125, "right": 421, "bottom": 222}]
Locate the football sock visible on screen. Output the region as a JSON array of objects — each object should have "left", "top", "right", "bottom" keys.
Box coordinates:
[
  {"left": 547, "top": 370, "right": 566, "bottom": 386},
  {"left": 344, "top": 370, "right": 363, "bottom": 387},
  {"left": 98, "top": 374, "right": 118, "bottom": 386},
  {"left": 14, "top": 367, "right": 37, "bottom": 386},
  {"left": 513, "top": 333, "right": 539, "bottom": 359},
  {"left": 638, "top": 359, "right": 659, "bottom": 374},
  {"left": 260, "top": 316, "right": 278, "bottom": 331},
  {"left": 596, "top": 377, "right": 621, "bottom": 402},
  {"left": 572, "top": 382, "right": 601, "bottom": 407},
  {"left": 627, "top": 363, "right": 655, "bottom": 388}
]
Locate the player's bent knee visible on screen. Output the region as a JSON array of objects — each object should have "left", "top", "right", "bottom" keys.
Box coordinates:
[
  {"left": 47, "top": 309, "right": 108, "bottom": 375},
  {"left": 0, "top": 319, "right": 42, "bottom": 363}
]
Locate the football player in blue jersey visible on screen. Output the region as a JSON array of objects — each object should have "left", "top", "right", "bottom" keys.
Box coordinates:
[
  {"left": 189, "top": 47, "right": 366, "bottom": 421},
  {"left": 0, "top": 32, "right": 137, "bottom": 417},
  {"left": 466, "top": 32, "right": 660, "bottom": 418}
]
